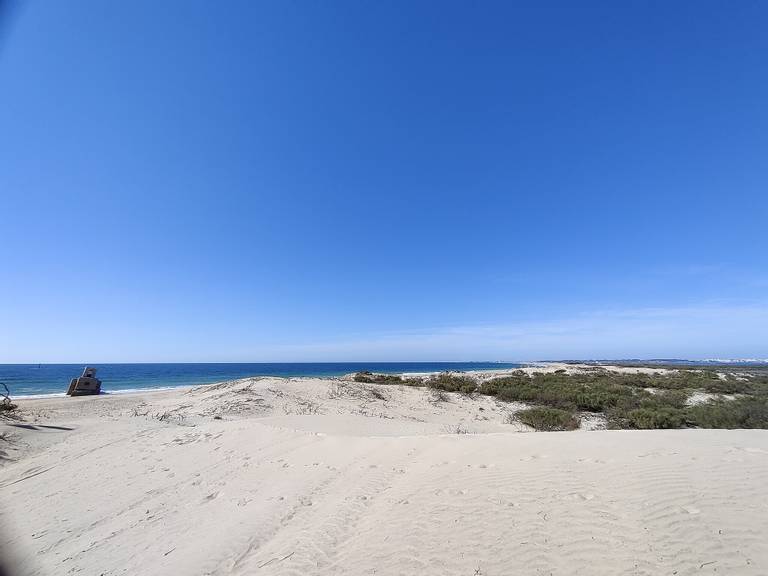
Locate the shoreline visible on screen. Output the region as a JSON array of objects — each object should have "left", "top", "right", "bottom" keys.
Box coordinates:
[
  {"left": 11, "top": 385, "right": 194, "bottom": 401},
  {"left": 1, "top": 361, "right": 527, "bottom": 400},
  {"left": 7, "top": 361, "right": 675, "bottom": 401}
]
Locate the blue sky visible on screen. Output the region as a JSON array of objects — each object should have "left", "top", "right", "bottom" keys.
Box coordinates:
[{"left": 1, "top": 1, "right": 767, "bottom": 362}]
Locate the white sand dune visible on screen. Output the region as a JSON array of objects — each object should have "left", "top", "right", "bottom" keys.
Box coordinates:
[{"left": 1, "top": 375, "right": 767, "bottom": 575}]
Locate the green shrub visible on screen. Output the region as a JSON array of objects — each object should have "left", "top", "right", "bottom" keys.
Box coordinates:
[
  {"left": 639, "top": 389, "right": 690, "bottom": 410},
  {"left": 426, "top": 372, "right": 477, "bottom": 394},
  {"left": 490, "top": 376, "right": 635, "bottom": 412},
  {"left": 659, "top": 370, "right": 722, "bottom": 391},
  {"left": 346, "top": 366, "right": 768, "bottom": 431},
  {"left": 611, "top": 370, "right": 719, "bottom": 392},
  {"left": 495, "top": 380, "right": 555, "bottom": 404},
  {"left": 517, "top": 407, "right": 580, "bottom": 431},
  {"left": 401, "top": 377, "right": 424, "bottom": 386},
  {"left": 477, "top": 379, "right": 503, "bottom": 396},
  {"left": 702, "top": 378, "right": 752, "bottom": 394},
  {"left": 478, "top": 375, "right": 524, "bottom": 396},
  {"left": 352, "top": 372, "right": 415, "bottom": 385},
  {"left": 490, "top": 377, "right": 575, "bottom": 409},
  {"left": 687, "top": 397, "right": 768, "bottom": 429},
  {"left": 625, "top": 407, "right": 686, "bottom": 429},
  {"left": 658, "top": 389, "right": 690, "bottom": 409},
  {"left": 574, "top": 383, "right": 630, "bottom": 411}
]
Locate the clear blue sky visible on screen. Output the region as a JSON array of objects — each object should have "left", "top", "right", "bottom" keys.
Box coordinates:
[{"left": 1, "top": 1, "right": 767, "bottom": 362}]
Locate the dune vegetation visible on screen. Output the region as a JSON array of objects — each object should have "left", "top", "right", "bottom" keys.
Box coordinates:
[{"left": 353, "top": 368, "right": 768, "bottom": 431}]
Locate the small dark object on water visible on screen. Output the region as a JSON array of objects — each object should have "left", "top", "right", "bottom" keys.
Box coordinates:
[{"left": 66, "top": 367, "right": 102, "bottom": 396}]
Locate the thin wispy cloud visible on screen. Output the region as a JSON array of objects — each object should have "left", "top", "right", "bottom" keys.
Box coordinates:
[{"left": 255, "top": 302, "right": 768, "bottom": 362}]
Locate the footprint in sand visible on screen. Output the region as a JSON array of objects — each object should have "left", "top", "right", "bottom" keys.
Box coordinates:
[
  {"left": 737, "top": 446, "right": 768, "bottom": 455},
  {"left": 569, "top": 493, "right": 595, "bottom": 501}
]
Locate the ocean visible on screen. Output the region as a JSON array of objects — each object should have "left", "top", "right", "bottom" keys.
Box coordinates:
[{"left": 0, "top": 362, "right": 522, "bottom": 398}]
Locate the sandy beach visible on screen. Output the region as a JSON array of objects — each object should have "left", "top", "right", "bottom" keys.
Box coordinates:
[{"left": 2, "top": 369, "right": 767, "bottom": 575}]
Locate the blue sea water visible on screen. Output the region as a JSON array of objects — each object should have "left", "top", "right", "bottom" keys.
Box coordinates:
[{"left": 0, "top": 362, "right": 522, "bottom": 398}]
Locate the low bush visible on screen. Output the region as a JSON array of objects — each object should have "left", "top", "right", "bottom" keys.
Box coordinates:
[
  {"left": 702, "top": 378, "right": 752, "bottom": 395},
  {"left": 494, "top": 379, "right": 562, "bottom": 405},
  {"left": 638, "top": 389, "right": 690, "bottom": 410},
  {"left": 687, "top": 396, "right": 768, "bottom": 429},
  {"left": 488, "top": 375, "right": 644, "bottom": 413},
  {"left": 352, "top": 367, "right": 768, "bottom": 431},
  {"left": 608, "top": 369, "right": 721, "bottom": 392},
  {"left": 517, "top": 407, "right": 580, "bottom": 431},
  {"left": 352, "top": 372, "right": 421, "bottom": 386},
  {"left": 426, "top": 372, "right": 477, "bottom": 394},
  {"left": 353, "top": 372, "right": 403, "bottom": 384},
  {"left": 478, "top": 372, "right": 527, "bottom": 396},
  {"left": 625, "top": 407, "right": 686, "bottom": 429}
]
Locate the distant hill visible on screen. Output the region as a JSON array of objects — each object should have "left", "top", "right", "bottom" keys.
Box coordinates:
[{"left": 558, "top": 358, "right": 768, "bottom": 367}]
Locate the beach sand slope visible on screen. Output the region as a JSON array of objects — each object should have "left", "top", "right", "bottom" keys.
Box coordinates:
[{"left": 1, "top": 377, "right": 767, "bottom": 575}]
